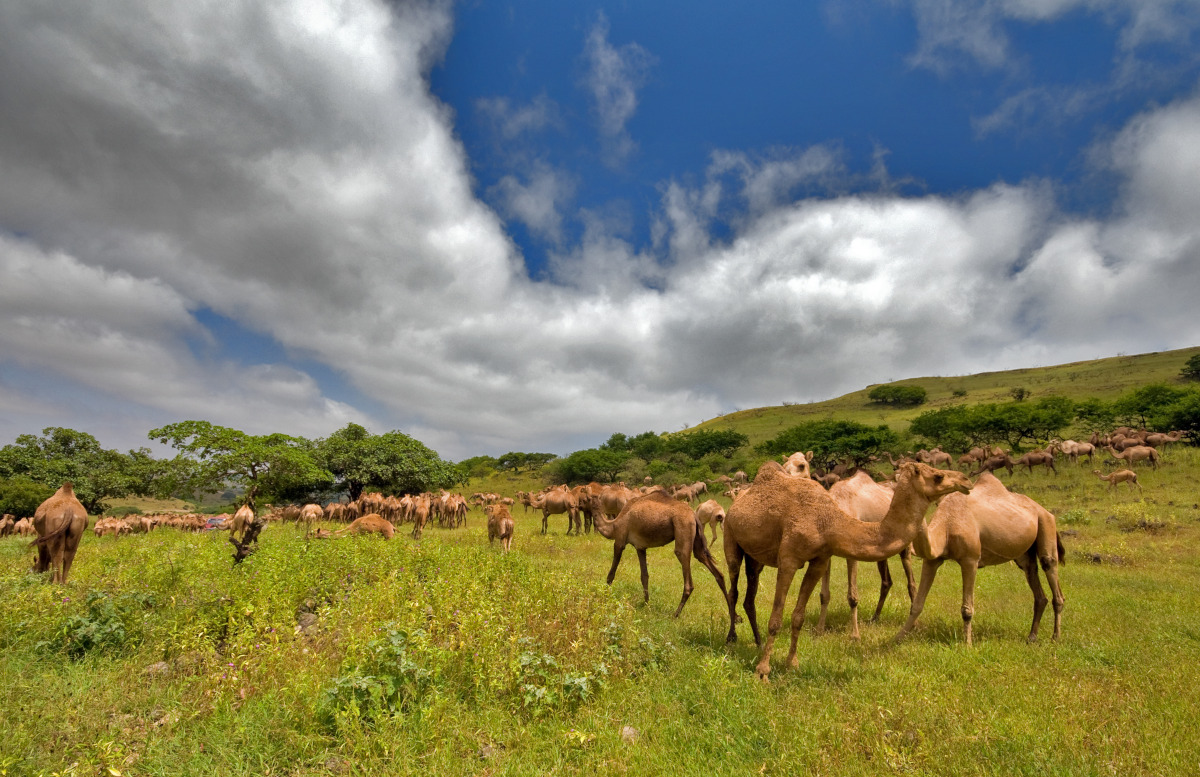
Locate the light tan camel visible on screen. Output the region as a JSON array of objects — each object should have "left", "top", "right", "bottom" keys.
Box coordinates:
[
  {"left": 594, "top": 491, "right": 729, "bottom": 618},
  {"left": 1105, "top": 445, "right": 1160, "bottom": 469},
  {"left": 1093, "top": 469, "right": 1141, "bottom": 492},
  {"left": 782, "top": 451, "right": 813, "bottom": 478},
  {"left": 229, "top": 504, "right": 255, "bottom": 543},
  {"left": 723, "top": 461, "right": 971, "bottom": 680},
  {"left": 694, "top": 499, "right": 726, "bottom": 543},
  {"left": 1144, "top": 431, "right": 1183, "bottom": 447},
  {"left": 300, "top": 503, "right": 323, "bottom": 538},
  {"left": 533, "top": 487, "right": 580, "bottom": 535},
  {"left": 32, "top": 482, "right": 89, "bottom": 584},
  {"left": 314, "top": 513, "right": 395, "bottom": 540},
  {"left": 818, "top": 472, "right": 913, "bottom": 636},
  {"left": 485, "top": 504, "right": 515, "bottom": 552},
  {"left": 897, "top": 472, "right": 1065, "bottom": 646}
]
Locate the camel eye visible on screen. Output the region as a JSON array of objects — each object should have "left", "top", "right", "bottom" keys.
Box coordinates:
[{"left": 934, "top": 474, "right": 944, "bottom": 483}]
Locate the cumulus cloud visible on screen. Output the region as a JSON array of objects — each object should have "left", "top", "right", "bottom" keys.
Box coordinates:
[
  {"left": 2, "top": 0, "right": 1200, "bottom": 460},
  {"left": 580, "top": 12, "right": 655, "bottom": 168},
  {"left": 488, "top": 163, "right": 576, "bottom": 246}
]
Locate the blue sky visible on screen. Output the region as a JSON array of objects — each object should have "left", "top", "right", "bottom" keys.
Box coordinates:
[{"left": 2, "top": 0, "right": 1200, "bottom": 459}]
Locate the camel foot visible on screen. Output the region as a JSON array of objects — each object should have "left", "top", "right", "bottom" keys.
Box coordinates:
[
  {"left": 726, "top": 633, "right": 737, "bottom": 645},
  {"left": 755, "top": 665, "right": 772, "bottom": 683}
]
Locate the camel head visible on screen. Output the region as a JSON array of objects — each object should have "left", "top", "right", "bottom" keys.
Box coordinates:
[{"left": 897, "top": 461, "right": 972, "bottom": 500}]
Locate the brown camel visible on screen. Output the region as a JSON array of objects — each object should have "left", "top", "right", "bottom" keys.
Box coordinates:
[
  {"left": 1106, "top": 445, "right": 1160, "bottom": 469},
  {"left": 694, "top": 499, "right": 726, "bottom": 543},
  {"left": 723, "top": 461, "right": 971, "bottom": 680},
  {"left": 300, "top": 503, "right": 323, "bottom": 538},
  {"left": 897, "top": 472, "right": 1065, "bottom": 646},
  {"left": 1017, "top": 449, "right": 1057, "bottom": 475},
  {"left": 229, "top": 504, "right": 255, "bottom": 543},
  {"left": 1093, "top": 469, "right": 1141, "bottom": 492},
  {"left": 594, "top": 491, "right": 728, "bottom": 618},
  {"left": 485, "top": 504, "right": 515, "bottom": 552},
  {"left": 315, "top": 513, "right": 395, "bottom": 540},
  {"left": 971, "top": 452, "right": 1015, "bottom": 477},
  {"left": 818, "top": 472, "right": 913, "bottom": 636},
  {"left": 32, "top": 482, "right": 89, "bottom": 584},
  {"left": 533, "top": 487, "right": 581, "bottom": 535}
]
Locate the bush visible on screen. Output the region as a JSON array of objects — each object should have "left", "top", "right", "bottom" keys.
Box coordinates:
[
  {"left": 1181, "top": 354, "right": 1200, "bottom": 381},
  {"left": 0, "top": 476, "right": 54, "bottom": 517},
  {"left": 868, "top": 384, "right": 927, "bottom": 406}
]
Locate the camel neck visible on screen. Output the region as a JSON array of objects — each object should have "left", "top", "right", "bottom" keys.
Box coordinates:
[{"left": 827, "top": 479, "right": 931, "bottom": 561}]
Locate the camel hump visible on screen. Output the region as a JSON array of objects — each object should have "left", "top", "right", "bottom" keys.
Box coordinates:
[
  {"left": 754, "top": 460, "right": 784, "bottom": 482},
  {"left": 58, "top": 481, "right": 75, "bottom": 494}
]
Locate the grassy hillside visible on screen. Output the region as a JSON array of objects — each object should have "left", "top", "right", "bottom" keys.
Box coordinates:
[{"left": 695, "top": 345, "right": 1200, "bottom": 447}]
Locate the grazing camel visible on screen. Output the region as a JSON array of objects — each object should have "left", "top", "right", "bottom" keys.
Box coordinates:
[
  {"left": 1094, "top": 469, "right": 1141, "bottom": 492},
  {"left": 300, "top": 503, "right": 323, "bottom": 538},
  {"left": 818, "top": 472, "right": 913, "bottom": 636},
  {"left": 594, "top": 491, "right": 728, "bottom": 618},
  {"left": 1017, "top": 449, "right": 1057, "bottom": 475},
  {"left": 971, "top": 452, "right": 1015, "bottom": 477},
  {"left": 32, "top": 482, "right": 89, "bottom": 584},
  {"left": 694, "top": 499, "right": 726, "bottom": 543},
  {"left": 1106, "top": 445, "right": 1160, "bottom": 469},
  {"left": 897, "top": 472, "right": 1065, "bottom": 646},
  {"left": 485, "top": 504, "right": 515, "bottom": 552},
  {"left": 723, "top": 461, "right": 971, "bottom": 680},
  {"left": 1143, "top": 431, "right": 1183, "bottom": 448},
  {"left": 314, "top": 513, "right": 395, "bottom": 540}
]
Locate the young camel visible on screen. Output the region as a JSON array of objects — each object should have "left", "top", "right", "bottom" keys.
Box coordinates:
[
  {"left": 485, "top": 504, "right": 515, "bottom": 552},
  {"left": 594, "top": 490, "right": 729, "bottom": 618},
  {"left": 1094, "top": 469, "right": 1141, "bottom": 492},
  {"left": 723, "top": 461, "right": 972, "bottom": 681},
  {"left": 896, "top": 472, "right": 1065, "bottom": 646},
  {"left": 817, "top": 472, "right": 913, "bottom": 637},
  {"left": 314, "top": 513, "right": 395, "bottom": 540},
  {"left": 300, "top": 503, "right": 323, "bottom": 539},
  {"left": 32, "top": 482, "right": 89, "bottom": 584}
]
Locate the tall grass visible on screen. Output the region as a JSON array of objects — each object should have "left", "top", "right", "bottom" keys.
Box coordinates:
[{"left": 3, "top": 447, "right": 1200, "bottom": 775}]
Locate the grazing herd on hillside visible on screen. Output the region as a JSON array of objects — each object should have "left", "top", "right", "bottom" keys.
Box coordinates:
[{"left": 2, "top": 424, "right": 1186, "bottom": 679}]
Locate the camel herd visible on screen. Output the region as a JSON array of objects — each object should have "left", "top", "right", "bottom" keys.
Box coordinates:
[{"left": 6, "top": 422, "right": 1186, "bottom": 679}]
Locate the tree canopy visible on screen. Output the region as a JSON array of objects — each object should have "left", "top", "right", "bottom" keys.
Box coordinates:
[
  {"left": 867, "top": 384, "right": 928, "bottom": 406},
  {"left": 757, "top": 420, "right": 899, "bottom": 469},
  {"left": 909, "top": 397, "right": 1076, "bottom": 452},
  {"left": 552, "top": 448, "right": 629, "bottom": 484},
  {"left": 315, "top": 423, "right": 463, "bottom": 499},
  {"left": 663, "top": 429, "right": 749, "bottom": 460}
]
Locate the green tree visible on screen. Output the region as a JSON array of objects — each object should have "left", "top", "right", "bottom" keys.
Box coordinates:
[
  {"left": 1164, "top": 387, "right": 1200, "bottom": 443},
  {"left": 150, "top": 421, "right": 331, "bottom": 508},
  {"left": 0, "top": 427, "right": 148, "bottom": 514},
  {"left": 1180, "top": 354, "right": 1200, "bottom": 381},
  {"left": 757, "top": 420, "right": 899, "bottom": 469},
  {"left": 1112, "top": 383, "right": 1187, "bottom": 429},
  {"left": 1074, "top": 398, "right": 1116, "bottom": 436},
  {"left": 867, "top": 384, "right": 928, "bottom": 406},
  {"left": 457, "top": 455, "right": 498, "bottom": 479},
  {"left": 315, "top": 423, "right": 461, "bottom": 499},
  {"left": 664, "top": 429, "right": 749, "bottom": 460},
  {"left": 553, "top": 448, "right": 629, "bottom": 484},
  {"left": 495, "top": 451, "right": 556, "bottom": 474},
  {"left": 0, "top": 476, "right": 55, "bottom": 518},
  {"left": 628, "top": 431, "right": 666, "bottom": 461}
]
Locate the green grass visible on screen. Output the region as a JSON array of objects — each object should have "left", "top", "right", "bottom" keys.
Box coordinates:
[{"left": 4, "top": 444, "right": 1200, "bottom": 775}]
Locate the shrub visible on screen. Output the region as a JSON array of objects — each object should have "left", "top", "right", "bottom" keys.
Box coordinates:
[{"left": 868, "top": 384, "right": 927, "bottom": 406}]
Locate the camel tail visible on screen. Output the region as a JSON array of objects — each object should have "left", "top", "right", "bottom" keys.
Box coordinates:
[
  {"left": 692, "top": 521, "right": 713, "bottom": 562},
  {"left": 1056, "top": 532, "right": 1066, "bottom": 566},
  {"left": 31, "top": 524, "right": 70, "bottom": 548}
]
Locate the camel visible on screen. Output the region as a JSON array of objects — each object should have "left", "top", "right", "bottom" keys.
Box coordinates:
[
  {"left": 1106, "top": 445, "right": 1160, "bottom": 469},
  {"left": 485, "top": 504, "right": 515, "bottom": 552},
  {"left": 300, "top": 503, "right": 323, "bottom": 538},
  {"left": 32, "top": 482, "right": 89, "bottom": 584},
  {"left": 594, "top": 491, "right": 729, "bottom": 618},
  {"left": 897, "top": 472, "right": 1065, "bottom": 646},
  {"left": 1017, "top": 449, "right": 1057, "bottom": 475},
  {"left": 315, "top": 513, "right": 395, "bottom": 540},
  {"left": 12, "top": 517, "right": 35, "bottom": 536},
  {"left": 818, "top": 472, "right": 913, "bottom": 636},
  {"left": 1094, "top": 469, "right": 1141, "bottom": 492},
  {"left": 1049, "top": 439, "right": 1095, "bottom": 464},
  {"left": 723, "top": 461, "right": 971, "bottom": 680},
  {"left": 916, "top": 448, "right": 954, "bottom": 468},
  {"left": 533, "top": 487, "right": 580, "bottom": 535},
  {"left": 229, "top": 504, "right": 255, "bottom": 543},
  {"left": 782, "top": 451, "right": 813, "bottom": 478},
  {"left": 694, "top": 499, "right": 725, "bottom": 543},
  {"left": 0, "top": 514, "right": 14, "bottom": 536},
  {"left": 971, "top": 452, "right": 1015, "bottom": 477},
  {"left": 1144, "top": 431, "right": 1183, "bottom": 448}
]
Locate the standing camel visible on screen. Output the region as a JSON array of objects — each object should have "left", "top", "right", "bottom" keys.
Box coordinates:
[
  {"left": 594, "top": 491, "right": 728, "bottom": 618},
  {"left": 485, "top": 504, "right": 515, "bottom": 552},
  {"left": 1105, "top": 445, "right": 1160, "bottom": 469},
  {"left": 694, "top": 499, "right": 726, "bottom": 544},
  {"left": 1093, "top": 469, "right": 1141, "bottom": 492},
  {"left": 533, "top": 488, "right": 581, "bottom": 535},
  {"left": 817, "top": 472, "right": 913, "bottom": 637},
  {"left": 300, "top": 503, "right": 323, "bottom": 539},
  {"left": 32, "top": 482, "right": 89, "bottom": 584},
  {"left": 896, "top": 472, "right": 1065, "bottom": 646},
  {"left": 723, "top": 461, "right": 972, "bottom": 681}
]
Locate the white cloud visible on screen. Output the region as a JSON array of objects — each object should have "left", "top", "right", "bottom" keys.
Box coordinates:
[
  {"left": 580, "top": 12, "right": 655, "bottom": 168},
  {"left": 2, "top": 0, "right": 1200, "bottom": 461},
  {"left": 488, "top": 163, "right": 575, "bottom": 245},
  {"left": 475, "top": 94, "right": 560, "bottom": 140}
]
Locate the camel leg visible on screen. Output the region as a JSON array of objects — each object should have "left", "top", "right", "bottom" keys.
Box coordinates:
[
  {"left": 692, "top": 536, "right": 729, "bottom": 605},
  {"left": 541, "top": 513, "right": 548, "bottom": 535},
  {"left": 755, "top": 560, "right": 800, "bottom": 681},
  {"left": 896, "top": 558, "right": 944, "bottom": 641},
  {"left": 606, "top": 542, "right": 626, "bottom": 586},
  {"left": 743, "top": 557, "right": 764, "bottom": 647},
  {"left": 1016, "top": 550, "right": 1047, "bottom": 642},
  {"left": 1037, "top": 536, "right": 1065, "bottom": 641},
  {"left": 785, "top": 558, "right": 833, "bottom": 670},
  {"left": 870, "top": 558, "right": 893, "bottom": 623},
  {"left": 816, "top": 564, "right": 831, "bottom": 635},
  {"left": 846, "top": 559, "right": 860, "bottom": 640},
  {"left": 900, "top": 547, "right": 916, "bottom": 602},
  {"left": 724, "top": 545, "right": 744, "bottom": 644},
  {"left": 959, "top": 560, "right": 978, "bottom": 646},
  {"left": 674, "top": 542, "right": 696, "bottom": 618},
  {"left": 637, "top": 548, "right": 651, "bottom": 603}
]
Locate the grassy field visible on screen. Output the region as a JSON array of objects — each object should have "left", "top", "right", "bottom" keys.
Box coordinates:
[{"left": 3, "top": 441, "right": 1200, "bottom": 775}]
